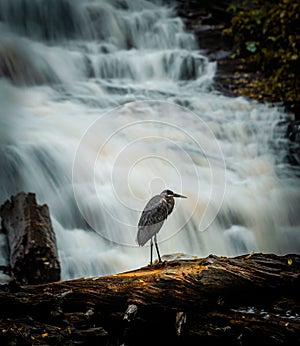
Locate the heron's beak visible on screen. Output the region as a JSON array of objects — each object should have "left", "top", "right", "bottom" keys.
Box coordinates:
[{"left": 173, "top": 193, "right": 187, "bottom": 198}]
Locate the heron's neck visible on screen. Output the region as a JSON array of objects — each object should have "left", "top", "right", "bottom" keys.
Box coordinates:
[{"left": 165, "top": 196, "right": 175, "bottom": 215}]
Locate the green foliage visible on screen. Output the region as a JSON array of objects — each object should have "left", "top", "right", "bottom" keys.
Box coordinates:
[{"left": 224, "top": 0, "right": 299, "bottom": 102}]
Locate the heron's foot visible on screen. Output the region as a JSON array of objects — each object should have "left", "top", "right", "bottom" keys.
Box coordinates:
[{"left": 149, "top": 259, "right": 167, "bottom": 266}]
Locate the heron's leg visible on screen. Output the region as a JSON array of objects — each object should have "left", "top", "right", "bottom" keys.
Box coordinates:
[
  {"left": 154, "top": 235, "right": 162, "bottom": 262},
  {"left": 150, "top": 238, "right": 153, "bottom": 265}
]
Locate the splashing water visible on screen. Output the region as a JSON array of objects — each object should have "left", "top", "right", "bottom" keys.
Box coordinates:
[{"left": 0, "top": 0, "right": 299, "bottom": 280}]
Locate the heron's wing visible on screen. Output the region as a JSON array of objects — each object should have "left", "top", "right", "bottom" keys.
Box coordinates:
[
  {"left": 138, "top": 195, "right": 168, "bottom": 227},
  {"left": 137, "top": 195, "right": 168, "bottom": 246}
]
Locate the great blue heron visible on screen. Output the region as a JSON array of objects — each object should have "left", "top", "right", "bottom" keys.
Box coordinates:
[{"left": 137, "top": 189, "right": 187, "bottom": 264}]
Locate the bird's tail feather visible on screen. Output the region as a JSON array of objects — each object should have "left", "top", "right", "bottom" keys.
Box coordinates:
[{"left": 136, "top": 227, "right": 148, "bottom": 247}]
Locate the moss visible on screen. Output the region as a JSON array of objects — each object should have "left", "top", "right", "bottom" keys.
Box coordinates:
[{"left": 223, "top": 0, "right": 299, "bottom": 104}]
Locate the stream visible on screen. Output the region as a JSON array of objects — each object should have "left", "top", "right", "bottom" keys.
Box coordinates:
[{"left": 0, "top": 0, "right": 299, "bottom": 281}]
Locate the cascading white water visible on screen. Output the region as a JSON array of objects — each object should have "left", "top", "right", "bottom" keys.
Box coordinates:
[{"left": 0, "top": 0, "right": 299, "bottom": 282}]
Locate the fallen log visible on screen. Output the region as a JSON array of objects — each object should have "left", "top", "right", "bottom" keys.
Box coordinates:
[
  {"left": 0, "top": 253, "right": 299, "bottom": 345},
  {"left": 0, "top": 192, "right": 60, "bottom": 285}
]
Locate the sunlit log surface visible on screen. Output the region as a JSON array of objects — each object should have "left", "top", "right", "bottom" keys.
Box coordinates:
[
  {"left": 0, "top": 253, "right": 299, "bottom": 345},
  {"left": 0, "top": 192, "right": 60, "bottom": 285}
]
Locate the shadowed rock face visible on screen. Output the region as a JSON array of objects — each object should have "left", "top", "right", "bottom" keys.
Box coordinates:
[
  {"left": 173, "top": 0, "right": 238, "bottom": 94},
  {"left": 174, "top": 0, "right": 300, "bottom": 165}
]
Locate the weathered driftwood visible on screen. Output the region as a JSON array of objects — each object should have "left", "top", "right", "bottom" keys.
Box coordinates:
[
  {"left": 0, "top": 253, "right": 299, "bottom": 345},
  {"left": 0, "top": 192, "right": 60, "bottom": 285}
]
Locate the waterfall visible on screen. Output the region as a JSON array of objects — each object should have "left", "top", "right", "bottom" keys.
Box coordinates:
[{"left": 0, "top": 0, "right": 299, "bottom": 281}]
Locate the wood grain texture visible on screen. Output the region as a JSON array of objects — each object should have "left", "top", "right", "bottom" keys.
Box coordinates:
[
  {"left": 0, "top": 253, "right": 299, "bottom": 345},
  {"left": 0, "top": 192, "right": 60, "bottom": 285}
]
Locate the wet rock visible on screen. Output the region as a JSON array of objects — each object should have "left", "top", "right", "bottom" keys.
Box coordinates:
[{"left": 0, "top": 38, "right": 59, "bottom": 85}]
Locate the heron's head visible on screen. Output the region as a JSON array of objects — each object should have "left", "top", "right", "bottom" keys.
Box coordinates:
[{"left": 161, "top": 189, "right": 187, "bottom": 199}]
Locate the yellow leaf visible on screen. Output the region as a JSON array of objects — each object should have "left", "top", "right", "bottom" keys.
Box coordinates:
[
  {"left": 288, "top": 257, "right": 293, "bottom": 265},
  {"left": 42, "top": 333, "right": 48, "bottom": 338}
]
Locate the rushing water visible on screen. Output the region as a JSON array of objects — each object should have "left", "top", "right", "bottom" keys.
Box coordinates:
[{"left": 0, "top": 0, "right": 299, "bottom": 281}]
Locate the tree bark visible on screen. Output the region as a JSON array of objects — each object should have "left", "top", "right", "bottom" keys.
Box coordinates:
[
  {"left": 0, "top": 253, "right": 299, "bottom": 345},
  {"left": 0, "top": 192, "right": 60, "bottom": 285}
]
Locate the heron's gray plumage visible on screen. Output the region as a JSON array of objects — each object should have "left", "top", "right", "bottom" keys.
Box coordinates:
[
  {"left": 137, "top": 189, "right": 187, "bottom": 264},
  {"left": 137, "top": 195, "right": 170, "bottom": 246}
]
